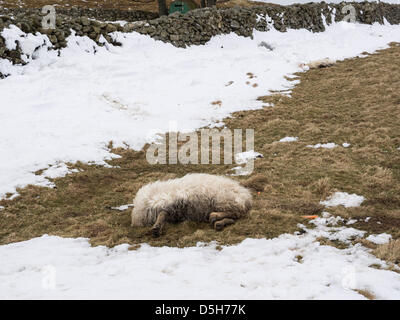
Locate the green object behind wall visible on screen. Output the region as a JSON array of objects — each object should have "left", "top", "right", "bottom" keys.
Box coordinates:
[{"left": 169, "top": 0, "right": 199, "bottom": 14}]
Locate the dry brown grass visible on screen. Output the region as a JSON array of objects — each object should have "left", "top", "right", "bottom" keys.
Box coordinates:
[
  {"left": 375, "top": 239, "right": 400, "bottom": 266},
  {"left": 354, "top": 289, "right": 376, "bottom": 300},
  {"left": 1, "top": 43, "right": 399, "bottom": 250}
]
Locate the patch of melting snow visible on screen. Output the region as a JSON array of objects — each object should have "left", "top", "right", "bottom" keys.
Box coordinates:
[
  {"left": 5, "top": 193, "right": 20, "bottom": 201},
  {"left": 262, "top": 102, "right": 274, "bottom": 107},
  {"left": 230, "top": 166, "right": 251, "bottom": 176},
  {"left": 1, "top": 210, "right": 400, "bottom": 299},
  {"left": 346, "top": 219, "right": 357, "bottom": 225},
  {"left": 278, "top": 136, "right": 298, "bottom": 142},
  {"left": 307, "top": 143, "right": 337, "bottom": 149},
  {"left": 90, "top": 18, "right": 129, "bottom": 27},
  {"left": 234, "top": 150, "right": 263, "bottom": 165},
  {"left": 311, "top": 212, "right": 365, "bottom": 243},
  {"left": 41, "top": 163, "right": 79, "bottom": 180},
  {"left": 231, "top": 150, "right": 263, "bottom": 176},
  {"left": 366, "top": 233, "right": 392, "bottom": 245},
  {"left": 27, "top": 163, "right": 82, "bottom": 190},
  {"left": 109, "top": 204, "right": 134, "bottom": 211},
  {"left": 342, "top": 143, "right": 351, "bottom": 148},
  {"left": 320, "top": 192, "right": 365, "bottom": 208}
]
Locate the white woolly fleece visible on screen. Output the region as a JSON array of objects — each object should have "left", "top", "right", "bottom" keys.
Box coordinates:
[{"left": 131, "top": 173, "right": 252, "bottom": 226}]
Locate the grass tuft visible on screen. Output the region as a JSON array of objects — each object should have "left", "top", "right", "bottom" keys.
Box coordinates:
[{"left": 375, "top": 239, "right": 400, "bottom": 266}]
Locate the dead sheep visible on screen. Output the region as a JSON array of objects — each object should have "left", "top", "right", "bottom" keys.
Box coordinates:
[{"left": 131, "top": 173, "right": 252, "bottom": 237}]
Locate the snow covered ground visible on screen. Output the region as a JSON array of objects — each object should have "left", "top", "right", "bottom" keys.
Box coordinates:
[
  {"left": 0, "top": 212, "right": 399, "bottom": 299},
  {"left": 278, "top": 136, "right": 299, "bottom": 142},
  {"left": 320, "top": 192, "right": 365, "bottom": 208},
  {"left": 1, "top": 21, "right": 400, "bottom": 198}
]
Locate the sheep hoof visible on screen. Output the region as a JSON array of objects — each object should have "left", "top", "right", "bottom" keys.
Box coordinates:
[
  {"left": 214, "top": 222, "right": 224, "bottom": 231},
  {"left": 151, "top": 226, "right": 162, "bottom": 238},
  {"left": 209, "top": 212, "right": 218, "bottom": 226},
  {"left": 209, "top": 217, "right": 217, "bottom": 226},
  {"left": 209, "top": 212, "right": 225, "bottom": 226},
  {"left": 214, "top": 218, "right": 235, "bottom": 231}
]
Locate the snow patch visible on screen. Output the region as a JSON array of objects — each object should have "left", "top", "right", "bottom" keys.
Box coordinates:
[
  {"left": 109, "top": 204, "right": 134, "bottom": 211},
  {"left": 41, "top": 163, "right": 79, "bottom": 180},
  {"left": 307, "top": 143, "right": 337, "bottom": 149},
  {"left": 230, "top": 166, "right": 252, "bottom": 176},
  {"left": 232, "top": 150, "right": 263, "bottom": 176},
  {"left": 234, "top": 150, "right": 264, "bottom": 165},
  {"left": 1, "top": 25, "right": 51, "bottom": 61},
  {"left": 278, "top": 136, "right": 298, "bottom": 142},
  {"left": 366, "top": 233, "right": 392, "bottom": 245},
  {"left": 320, "top": 192, "right": 365, "bottom": 208},
  {"left": 1, "top": 215, "right": 400, "bottom": 299}
]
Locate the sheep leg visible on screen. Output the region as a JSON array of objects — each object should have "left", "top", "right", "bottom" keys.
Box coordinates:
[
  {"left": 209, "top": 211, "right": 237, "bottom": 226},
  {"left": 151, "top": 211, "right": 168, "bottom": 238},
  {"left": 214, "top": 218, "right": 235, "bottom": 231}
]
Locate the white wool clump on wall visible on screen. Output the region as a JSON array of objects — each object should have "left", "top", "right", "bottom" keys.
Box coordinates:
[{"left": 320, "top": 192, "right": 365, "bottom": 208}]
